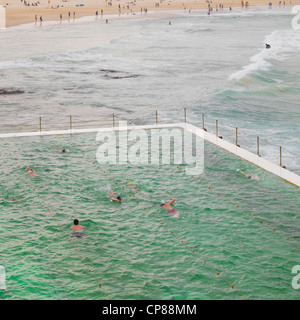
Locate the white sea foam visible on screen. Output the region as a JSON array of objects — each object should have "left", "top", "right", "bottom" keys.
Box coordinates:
[{"left": 229, "top": 28, "right": 300, "bottom": 81}]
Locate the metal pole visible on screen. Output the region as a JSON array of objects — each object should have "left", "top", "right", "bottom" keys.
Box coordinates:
[
  {"left": 156, "top": 110, "right": 158, "bottom": 125},
  {"left": 257, "top": 136, "right": 259, "bottom": 156},
  {"left": 70, "top": 115, "right": 72, "bottom": 130},
  {"left": 280, "top": 146, "right": 286, "bottom": 168},
  {"left": 202, "top": 113, "right": 205, "bottom": 130},
  {"left": 184, "top": 108, "right": 186, "bottom": 123},
  {"left": 39, "top": 117, "right": 42, "bottom": 132},
  {"left": 113, "top": 113, "right": 115, "bottom": 128},
  {"left": 236, "top": 127, "right": 238, "bottom": 146}
]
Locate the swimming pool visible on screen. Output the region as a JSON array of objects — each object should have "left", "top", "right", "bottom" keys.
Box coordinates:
[{"left": 0, "top": 130, "right": 299, "bottom": 300}]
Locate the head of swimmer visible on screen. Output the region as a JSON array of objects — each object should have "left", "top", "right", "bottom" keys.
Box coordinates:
[
  {"left": 73, "top": 219, "right": 79, "bottom": 225},
  {"left": 116, "top": 196, "right": 122, "bottom": 203}
]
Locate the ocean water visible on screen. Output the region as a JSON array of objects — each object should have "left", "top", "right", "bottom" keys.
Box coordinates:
[{"left": 0, "top": 6, "right": 300, "bottom": 300}]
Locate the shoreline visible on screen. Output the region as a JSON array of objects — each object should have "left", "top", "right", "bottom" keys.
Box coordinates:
[{"left": 1, "top": 0, "right": 300, "bottom": 29}]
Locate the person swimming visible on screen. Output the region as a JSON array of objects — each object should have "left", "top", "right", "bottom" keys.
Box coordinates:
[
  {"left": 107, "top": 190, "right": 122, "bottom": 203},
  {"left": 237, "top": 169, "right": 259, "bottom": 181},
  {"left": 70, "top": 219, "right": 86, "bottom": 238},
  {"left": 26, "top": 167, "right": 38, "bottom": 177},
  {"left": 265, "top": 43, "right": 271, "bottom": 49},
  {"left": 161, "top": 198, "right": 179, "bottom": 218},
  {"left": 127, "top": 182, "right": 139, "bottom": 193}
]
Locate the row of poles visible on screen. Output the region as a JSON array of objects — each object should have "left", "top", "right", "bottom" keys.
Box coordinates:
[
  {"left": 38, "top": 110, "right": 287, "bottom": 169},
  {"left": 155, "top": 109, "right": 286, "bottom": 169}
]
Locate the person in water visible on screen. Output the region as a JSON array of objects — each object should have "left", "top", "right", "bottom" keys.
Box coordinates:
[
  {"left": 265, "top": 43, "right": 271, "bottom": 49},
  {"left": 127, "top": 182, "right": 139, "bottom": 193},
  {"left": 237, "top": 169, "right": 259, "bottom": 180},
  {"left": 70, "top": 219, "right": 86, "bottom": 238},
  {"left": 161, "top": 198, "right": 179, "bottom": 217},
  {"left": 26, "top": 167, "right": 38, "bottom": 176},
  {"left": 107, "top": 190, "right": 122, "bottom": 203}
]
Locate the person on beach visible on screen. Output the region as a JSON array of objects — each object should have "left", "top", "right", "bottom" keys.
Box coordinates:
[
  {"left": 26, "top": 167, "right": 38, "bottom": 177},
  {"left": 161, "top": 198, "right": 179, "bottom": 218},
  {"left": 107, "top": 190, "right": 122, "bottom": 203},
  {"left": 70, "top": 219, "right": 86, "bottom": 238},
  {"left": 237, "top": 169, "right": 259, "bottom": 181}
]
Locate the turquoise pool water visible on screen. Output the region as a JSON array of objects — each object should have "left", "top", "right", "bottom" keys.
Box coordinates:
[{"left": 0, "top": 131, "right": 299, "bottom": 300}]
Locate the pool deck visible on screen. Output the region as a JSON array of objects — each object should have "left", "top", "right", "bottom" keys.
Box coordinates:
[{"left": 1, "top": 122, "right": 299, "bottom": 187}]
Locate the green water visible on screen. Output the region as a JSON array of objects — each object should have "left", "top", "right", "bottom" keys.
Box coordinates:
[{"left": 0, "top": 132, "right": 300, "bottom": 300}]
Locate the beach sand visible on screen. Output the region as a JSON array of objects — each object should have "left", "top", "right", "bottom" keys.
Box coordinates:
[{"left": 1, "top": 0, "right": 300, "bottom": 28}]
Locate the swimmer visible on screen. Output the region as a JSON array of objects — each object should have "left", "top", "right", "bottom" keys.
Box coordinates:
[
  {"left": 237, "top": 169, "right": 259, "bottom": 181},
  {"left": 127, "top": 182, "right": 139, "bottom": 193},
  {"left": 107, "top": 190, "right": 122, "bottom": 203},
  {"left": 265, "top": 43, "right": 271, "bottom": 49},
  {"left": 70, "top": 219, "right": 86, "bottom": 238},
  {"left": 0, "top": 197, "right": 21, "bottom": 204},
  {"left": 26, "top": 167, "right": 38, "bottom": 177},
  {"left": 10, "top": 198, "right": 21, "bottom": 204},
  {"left": 161, "top": 198, "right": 180, "bottom": 218},
  {"left": 54, "top": 147, "right": 69, "bottom": 153}
]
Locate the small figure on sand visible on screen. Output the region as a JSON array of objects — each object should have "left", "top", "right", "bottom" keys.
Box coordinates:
[{"left": 161, "top": 198, "right": 179, "bottom": 218}]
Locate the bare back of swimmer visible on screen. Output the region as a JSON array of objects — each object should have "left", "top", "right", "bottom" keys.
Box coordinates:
[
  {"left": 237, "top": 169, "right": 259, "bottom": 181},
  {"left": 107, "top": 190, "right": 122, "bottom": 203},
  {"left": 161, "top": 198, "right": 179, "bottom": 217}
]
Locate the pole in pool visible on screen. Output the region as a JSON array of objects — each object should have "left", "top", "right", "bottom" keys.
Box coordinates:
[
  {"left": 202, "top": 113, "right": 207, "bottom": 131},
  {"left": 216, "top": 120, "right": 222, "bottom": 139},
  {"left": 235, "top": 127, "right": 240, "bottom": 147},
  {"left": 280, "top": 146, "right": 286, "bottom": 169}
]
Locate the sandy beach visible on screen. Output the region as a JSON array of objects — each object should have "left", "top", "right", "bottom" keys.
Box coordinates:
[{"left": 1, "top": 0, "right": 300, "bottom": 28}]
